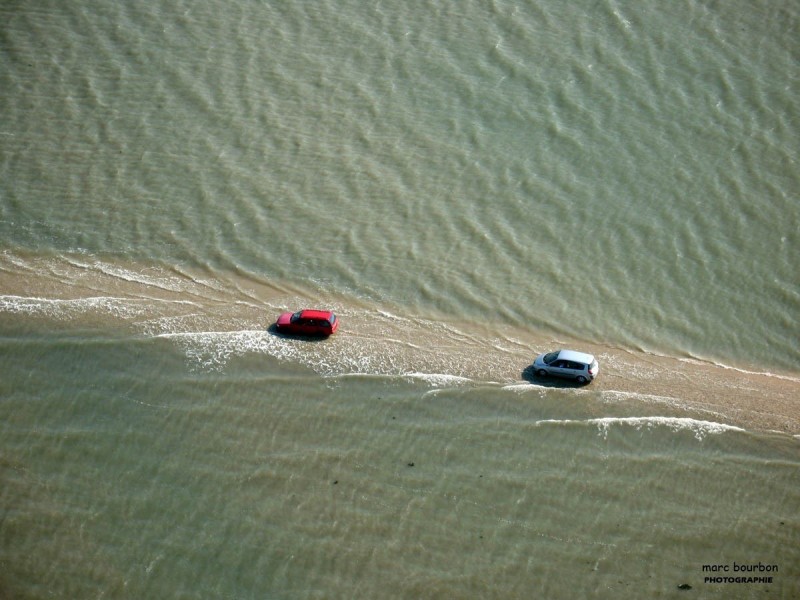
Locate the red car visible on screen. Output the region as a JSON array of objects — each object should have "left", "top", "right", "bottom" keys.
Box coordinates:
[{"left": 275, "top": 309, "right": 339, "bottom": 336}]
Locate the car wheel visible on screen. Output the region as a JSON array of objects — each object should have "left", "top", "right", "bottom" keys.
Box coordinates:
[
  {"left": 576, "top": 376, "right": 587, "bottom": 384},
  {"left": 536, "top": 369, "right": 548, "bottom": 377}
]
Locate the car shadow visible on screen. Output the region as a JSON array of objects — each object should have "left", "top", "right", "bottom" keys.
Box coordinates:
[
  {"left": 266, "top": 323, "right": 332, "bottom": 341},
  {"left": 520, "top": 364, "right": 589, "bottom": 388}
]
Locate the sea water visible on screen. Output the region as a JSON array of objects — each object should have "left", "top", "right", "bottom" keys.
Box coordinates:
[{"left": 1, "top": 1, "right": 798, "bottom": 598}]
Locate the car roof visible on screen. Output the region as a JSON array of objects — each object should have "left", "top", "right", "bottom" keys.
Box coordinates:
[
  {"left": 299, "top": 309, "right": 334, "bottom": 320},
  {"left": 557, "top": 349, "right": 595, "bottom": 364}
]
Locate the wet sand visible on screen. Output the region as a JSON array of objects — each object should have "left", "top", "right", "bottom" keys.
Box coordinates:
[
  {"left": 2, "top": 254, "right": 799, "bottom": 437},
  {"left": 580, "top": 344, "right": 800, "bottom": 436}
]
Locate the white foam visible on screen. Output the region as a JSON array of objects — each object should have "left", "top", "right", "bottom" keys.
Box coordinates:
[
  {"left": 157, "top": 328, "right": 369, "bottom": 377},
  {"left": 678, "top": 357, "right": 800, "bottom": 383},
  {"left": 600, "top": 389, "right": 684, "bottom": 408},
  {"left": 156, "top": 329, "right": 288, "bottom": 371},
  {"left": 403, "top": 372, "right": 473, "bottom": 387},
  {"left": 0, "top": 294, "right": 206, "bottom": 324},
  {"left": 376, "top": 309, "right": 411, "bottom": 323},
  {"left": 600, "top": 390, "right": 737, "bottom": 421},
  {"left": 0, "top": 294, "right": 148, "bottom": 319},
  {"left": 62, "top": 257, "right": 221, "bottom": 296},
  {"left": 536, "top": 416, "right": 745, "bottom": 440},
  {"left": 502, "top": 383, "right": 542, "bottom": 392},
  {"left": 595, "top": 417, "right": 744, "bottom": 440}
]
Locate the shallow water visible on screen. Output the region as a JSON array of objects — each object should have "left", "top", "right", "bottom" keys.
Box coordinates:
[
  {"left": 1, "top": 0, "right": 798, "bottom": 597},
  {"left": 2, "top": 328, "right": 799, "bottom": 598}
]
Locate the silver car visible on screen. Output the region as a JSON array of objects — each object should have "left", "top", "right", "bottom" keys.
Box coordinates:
[{"left": 533, "top": 349, "right": 599, "bottom": 384}]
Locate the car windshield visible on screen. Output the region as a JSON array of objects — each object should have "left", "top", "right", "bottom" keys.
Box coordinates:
[
  {"left": 543, "top": 351, "right": 560, "bottom": 364},
  {"left": 290, "top": 311, "right": 303, "bottom": 323}
]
